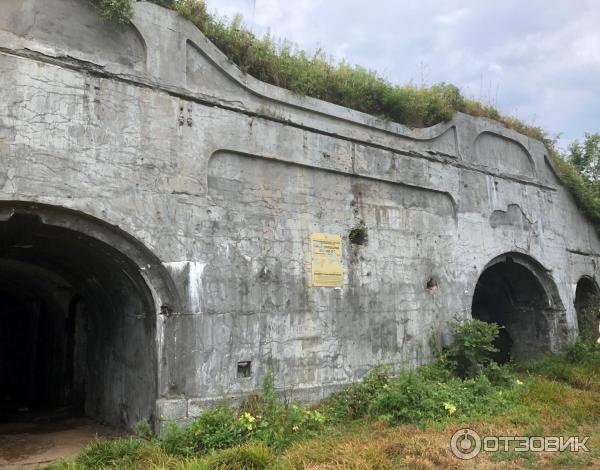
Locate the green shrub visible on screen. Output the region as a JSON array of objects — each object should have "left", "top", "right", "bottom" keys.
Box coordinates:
[
  {"left": 447, "top": 319, "right": 500, "bottom": 378},
  {"left": 369, "top": 370, "right": 516, "bottom": 426},
  {"left": 324, "top": 366, "right": 390, "bottom": 421},
  {"left": 242, "top": 371, "right": 325, "bottom": 449},
  {"left": 565, "top": 339, "right": 594, "bottom": 363},
  {"left": 481, "top": 361, "right": 515, "bottom": 386},
  {"left": 162, "top": 420, "right": 198, "bottom": 456},
  {"left": 419, "top": 358, "right": 454, "bottom": 382},
  {"left": 369, "top": 371, "right": 441, "bottom": 424},
  {"left": 324, "top": 320, "right": 516, "bottom": 426},
  {"left": 161, "top": 372, "right": 325, "bottom": 456},
  {"left": 92, "top": 0, "right": 132, "bottom": 25},
  {"left": 162, "top": 405, "right": 246, "bottom": 456},
  {"left": 134, "top": 419, "right": 153, "bottom": 439},
  {"left": 194, "top": 405, "right": 246, "bottom": 451}
]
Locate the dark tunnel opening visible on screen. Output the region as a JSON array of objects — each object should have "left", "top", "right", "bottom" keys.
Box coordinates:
[
  {"left": 574, "top": 276, "right": 600, "bottom": 344},
  {"left": 0, "top": 211, "right": 157, "bottom": 430},
  {"left": 471, "top": 255, "right": 553, "bottom": 362}
]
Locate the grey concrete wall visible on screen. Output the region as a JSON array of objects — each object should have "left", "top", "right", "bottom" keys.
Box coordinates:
[{"left": 1, "top": 0, "right": 599, "bottom": 429}]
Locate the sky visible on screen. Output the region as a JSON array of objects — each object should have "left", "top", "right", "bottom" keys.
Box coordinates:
[{"left": 205, "top": 0, "right": 600, "bottom": 149}]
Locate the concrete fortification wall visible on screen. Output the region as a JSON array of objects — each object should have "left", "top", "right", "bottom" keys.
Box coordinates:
[{"left": 1, "top": 0, "right": 599, "bottom": 430}]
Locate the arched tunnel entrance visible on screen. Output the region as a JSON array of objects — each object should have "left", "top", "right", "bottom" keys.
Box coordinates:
[
  {"left": 574, "top": 276, "right": 600, "bottom": 344},
  {"left": 471, "top": 253, "right": 563, "bottom": 362},
  {"left": 0, "top": 205, "right": 162, "bottom": 431}
]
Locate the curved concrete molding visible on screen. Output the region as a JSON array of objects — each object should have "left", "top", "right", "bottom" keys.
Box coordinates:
[
  {"left": 186, "top": 40, "right": 249, "bottom": 102},
  {"left": 132, "top": 2, "right": 461, "bottom": 154},
  {"left": 472, "top": 131, "right": 535, "bottom": 179},
  {"left": 543, "top": 155, "right": 563, "bottom": 186},
  {"left": 207, "top": 151, "right": 458, "bottom": 220},
  {"left": 179, "top": 33, "right": 453, "bottom": 141},
  {"left": 1, "top": 0, "right": 147, "bottom": 72},
  {"left": 183, "top": 32, "right": 460, "bottom": 148}
]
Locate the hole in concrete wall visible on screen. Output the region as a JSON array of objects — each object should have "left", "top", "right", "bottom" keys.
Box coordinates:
[
  {"left": 574, "top": 277, "right": 600, "bottom": 344},
  {"left": 348, "top": 222, "right": 368, "bottom": 246},
  {"left": 471, "top": 255, "right": 553, "bottom": 362},
  {"left": 426, "top": 277, "right": 438, "bottom": 291},
  {"left": 0, "top": 210, "right": 157, "bottom": 430},
  {"left": 237, "top": 361, "right": 252, "bottom": 378}
]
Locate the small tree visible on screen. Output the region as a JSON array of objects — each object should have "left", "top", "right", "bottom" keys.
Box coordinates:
[
  {"left": 569, "top": 133, "right": 600, "bottom": 182},
  {"left": 447, "top": 319, "right": 499, "bottom": 378}
]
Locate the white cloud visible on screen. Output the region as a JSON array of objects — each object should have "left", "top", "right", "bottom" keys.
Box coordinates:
[{"left": 435, "top": 7, "right": 469, "bottom": 25}]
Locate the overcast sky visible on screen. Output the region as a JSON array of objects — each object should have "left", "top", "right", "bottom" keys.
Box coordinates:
[{"left": 206, "top": 0, "right": 600, "bottom": 149}]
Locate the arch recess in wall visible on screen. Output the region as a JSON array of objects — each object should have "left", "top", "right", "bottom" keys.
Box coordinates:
[
  {"left": 472, "top": 131, "right": 535, "bottom": 179},
  {"left": 0, "top": 0, "right": 146, "bottom": 71}
]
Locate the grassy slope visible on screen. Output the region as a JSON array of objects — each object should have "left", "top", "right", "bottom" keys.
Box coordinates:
[{"left": 48, "top": 347, "right": 600, "bottom": 470}]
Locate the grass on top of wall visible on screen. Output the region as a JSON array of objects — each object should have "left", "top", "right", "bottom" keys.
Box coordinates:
[{"left": 90, "top": 0, "right": 600, "bottom": 235}]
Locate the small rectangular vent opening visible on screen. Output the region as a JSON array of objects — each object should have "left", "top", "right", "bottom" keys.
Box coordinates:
[{"left": 237, "top": 361, "right": 251, "bottom": 378}]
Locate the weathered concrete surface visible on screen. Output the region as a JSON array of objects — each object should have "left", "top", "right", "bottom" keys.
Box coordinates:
[{"left": 1, "top": 0, "right": 599, "bottom": 430}]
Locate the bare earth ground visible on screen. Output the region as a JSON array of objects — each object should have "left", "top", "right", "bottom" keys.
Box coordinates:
[{"left": 0, "top": 410, "right": 122, "bottom": 469}]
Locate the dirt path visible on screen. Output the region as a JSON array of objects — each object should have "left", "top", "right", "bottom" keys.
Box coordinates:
[{"left": 0, "top": 412, "right": 122, "bottom": 469}]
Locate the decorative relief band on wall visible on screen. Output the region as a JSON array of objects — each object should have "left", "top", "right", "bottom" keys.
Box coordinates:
[
  {"left": 207, "top": 151, "right": 458, "bottom": 221},
  {"left": 472, "top": 131, "right": 535, "bottom": 179}
]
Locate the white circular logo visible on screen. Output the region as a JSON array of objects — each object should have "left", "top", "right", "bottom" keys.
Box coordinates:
[{"left": 450, "top": 428, "right": 481, "bottom": 460}]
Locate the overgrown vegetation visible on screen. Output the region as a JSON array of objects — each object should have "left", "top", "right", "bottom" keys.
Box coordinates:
[
  {"left": 521, "top": 339, "right": 600, "bottom": 392},
  {"left": 47, "top": 323, "right": 600, "bottom": 469},
  {"left": 42, "top": 319, "right": 575, "bottom": 469},
  {"left": 91, "top": 0, "right": 131, "bottom": 24},
  {"left": 160, "top": 372, "right": 325, "bottom": 457}
]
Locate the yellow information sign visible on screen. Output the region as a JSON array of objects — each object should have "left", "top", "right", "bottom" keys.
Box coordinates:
[{"left": 310, "top": 233, "right": 343, "bottom": 287}]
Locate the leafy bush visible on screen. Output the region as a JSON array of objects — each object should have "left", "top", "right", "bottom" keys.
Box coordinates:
[
  {"left": 325, "top": 320, "right": 513, "bottom": 423},
  {"left": 161, "top": 420, "right": 198, "bottom": 456},
  {"left": 565, "top": 338, "right": 594, "bottom": 363},
  {"left": 369, "top": 369, "right": 517, "bottom": 426},
  {"left": 419, "top": 358, "right": 454, "bottom": 382},
  {"left": 133, "top": 419, "right": 153, "bottom": 439},
  {"left": 161, "top": 372, "right": 325, "bottom": 457},
  {"left": 239, "top": 372, "right": 325, "bottom": 449},
  {"left": 481, "top": 361, "right": 516, "bottom": 386},
  {"left": 369, "top": 371, "right": 441, "bottom": 424},
  {"left": 91, "top": 0, "right": 132, "bottom": 25},
  {"left": 447, "top": 319, "right": 500, "bottom": 378},
  {"left": 162, "top": 405, "right": 247, "bottom": 456},
  {"left": 324, "top": 366, "right": 390, "bottom": 421},
  {"left": 195, "top": 405, "right": 246, "bottom": 451}
]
